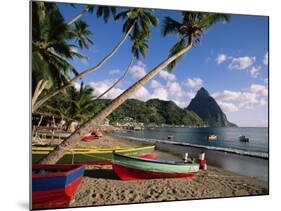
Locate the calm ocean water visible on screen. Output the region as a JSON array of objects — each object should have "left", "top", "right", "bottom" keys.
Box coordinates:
[
  {"left": 114, "top": 127, "right": 269, "bottom": 181},
  {"left": 116, "top": 127, "right": 268, "bottom": 157}
]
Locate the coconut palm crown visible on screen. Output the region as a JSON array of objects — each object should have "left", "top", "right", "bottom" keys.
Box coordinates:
[
  {"left": 162, "top": 12, "right": 230, "bottom": 71},
  {"left": 115, "top": 8, "right": 158, "bottom": 39},
  {"left": 32, "top": 2, "right": 93, "bottom": 91}
]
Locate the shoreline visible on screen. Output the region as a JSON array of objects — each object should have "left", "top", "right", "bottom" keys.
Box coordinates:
[
  {"left": 110, "top": 134, "right": 269, "bottom": 182},
  {"left": 66, "top": 134, "right": 268, "bottom": 207},
  {"left": 112, "top": 133, "right": 268, "bottom": 159}
]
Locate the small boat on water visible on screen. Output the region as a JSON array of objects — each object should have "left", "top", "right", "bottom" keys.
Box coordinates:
[
  {"left": 32, "top": 145, "right": 156, "bottom": 164},
  {"left": 239, "top": 135, "right": 249, "bottom": 142},
  {"left": 112, "top": 153, "right": 199, "bottom": 180},
  {"left": 207, "top": 134, "right": 217, "bottom": 141},
  {"left": 167, "top": 135, "right": 174, "bottom": 140},
  {"left": 32, "top": 164, "right": 85, "bottom": 209}
]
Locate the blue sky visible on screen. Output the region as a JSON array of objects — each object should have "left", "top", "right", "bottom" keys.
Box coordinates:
[{"left": 57, "top": 3, "right": 268, "bottom": 127}]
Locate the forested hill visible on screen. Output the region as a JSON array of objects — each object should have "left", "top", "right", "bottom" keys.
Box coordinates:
[{"left": 92, "top": 98, "right": 204, "bottom": 126}]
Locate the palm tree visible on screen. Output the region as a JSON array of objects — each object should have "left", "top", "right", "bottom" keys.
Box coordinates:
[
  {"left": 95, "top": 31, "right": 150, "bottom": 100},
  {"left": 72, "top": 20, "right": 94, "bottom": 49},
  {"left": 39, "top": 12, "right": 230, "bottom": 164},
  {"left": 32, "top": 2, "right": 93, "bottom": 109},
  {"left": 66, "top": 5, "right": 116, "bottom": 25},
  {"left": 33, "top": 8, "right": 158, "bottom": 112},
  {"left": 41, "top": 83, "right": 96, "bottom": 124}
]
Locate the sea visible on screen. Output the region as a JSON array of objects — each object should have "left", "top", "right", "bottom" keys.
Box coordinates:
[{"left": 113, "top": 127, "right": 269, "bottom": 182}]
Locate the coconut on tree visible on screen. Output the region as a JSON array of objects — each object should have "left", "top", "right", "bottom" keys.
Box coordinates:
[{"left": 38, "top": 12, "right": 230, "bottom": 164}]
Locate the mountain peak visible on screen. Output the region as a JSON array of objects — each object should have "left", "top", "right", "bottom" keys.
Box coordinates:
[
  {"left": 196, "top": 87, "right": 210, "bottom": 97},
  {"left": 186, "top": 87, "right": 237, "bottom": 127}
]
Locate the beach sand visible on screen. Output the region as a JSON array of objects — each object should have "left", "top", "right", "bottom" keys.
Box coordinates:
[{"left": 57, "top": 134, "right": 269, "bottom": 207}]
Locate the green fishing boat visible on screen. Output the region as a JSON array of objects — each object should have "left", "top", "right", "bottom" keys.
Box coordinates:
[{"left": 112, "top": 152, "right": 200, "bottom": 180}]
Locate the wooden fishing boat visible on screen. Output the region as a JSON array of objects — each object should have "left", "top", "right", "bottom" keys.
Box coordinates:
[
  {"left": 33, "top": 129, "right": 103, "bottom": 141},
  {"left": 34, "top": 130, "right": 71, "bottom": 139},
  {"left": 112, "top": 153, "right": 199, "bottom": 180},
  {"left": 32, "top": 164, "right": 85, "bottom": 209},
  {"left": 81, "top": 130, "right": 103, "bottom": 141},
  {"left": 32, "top": 145, "right": 133, "bottom": 151},
  {"left": 32, "top": 145, "right": 156, "bottom": 164}
]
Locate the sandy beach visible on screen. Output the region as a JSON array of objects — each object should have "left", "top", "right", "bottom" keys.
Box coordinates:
[{"left": 40, "top": 134, "right": 268, "bottom": 208}]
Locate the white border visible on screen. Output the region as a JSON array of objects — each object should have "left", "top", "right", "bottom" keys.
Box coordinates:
[{"left": 1, "top": 0, "right": 280, "bottom": 211}]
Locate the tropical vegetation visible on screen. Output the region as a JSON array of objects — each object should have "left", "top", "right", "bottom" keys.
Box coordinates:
[{"left": 31, "top": 1, "right": 230, "bottom": 164}]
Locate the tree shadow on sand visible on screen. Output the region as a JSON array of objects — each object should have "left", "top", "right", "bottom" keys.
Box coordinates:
[{"left": 84, "top": 169, "right": 120, "bottom": 180}]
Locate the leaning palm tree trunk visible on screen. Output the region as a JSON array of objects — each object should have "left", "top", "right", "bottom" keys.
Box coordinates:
[
  {"left": 38, "top": 42, "right": 192, "bottom": 164},
  {"left": 95, "top": 56, "right": 134, "bottom": 100},
  {"left": 33, "top": 25, "right": 134, "bottom": 112},
  {"left": 66, "top": 6, "right": 89, "bottom": 25},
  {"left": 32, "top": 80, "right": 49, "bottom": 110}
]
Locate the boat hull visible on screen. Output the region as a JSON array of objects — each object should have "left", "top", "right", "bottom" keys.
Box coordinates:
[
  {"left": 112, "top": 164, "right": 197, "bottom": 180},
  {"left": 34, "top": 131, "right": 71, "bottom": 139},
  {"left": 32, "top": 164, "right": 85, "bottom": 209},
  {"left": 76, "top": 151, "right": 158, "bottom": 165},
  {"left": 112, "top": 153, "right": 199, "bottom": 180},
  {"left": 32, "top": 145, "right": 155, "bottom": 164}
]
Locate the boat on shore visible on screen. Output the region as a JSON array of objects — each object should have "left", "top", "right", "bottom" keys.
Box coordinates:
[
  {"left": 32, "top": 164, "right": 85, "bottom": 209},
  {"left": 112, "top": 153, "right": 199, "bottom": 180},
  {"left": 33, "top": 130, "right": 71, "bottom": 139},
  {"left": 33, "top": 129, "right": 103, "bottom": 141},
  {"left": 32, "top": 145, "right": 156, "bottom": 164},
  {"left": 81, "top": 130, "right": 103, "bottom": 141}
]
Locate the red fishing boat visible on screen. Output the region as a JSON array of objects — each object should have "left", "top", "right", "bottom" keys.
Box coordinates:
[
  {"left": 32, "top": 164, "right": 85, "bottom": 209},
  {"left": 81, "top": 129, "right": 103, "bottom": 141}
]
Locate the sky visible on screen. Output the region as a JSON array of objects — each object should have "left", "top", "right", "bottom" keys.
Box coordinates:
[{"left": 56, "top": 2, "right": 269, "bottom": 127}]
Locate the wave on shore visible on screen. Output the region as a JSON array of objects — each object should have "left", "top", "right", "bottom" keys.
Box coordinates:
[{"left": 114, "top": 134, "right": 268, "bottom": 159}]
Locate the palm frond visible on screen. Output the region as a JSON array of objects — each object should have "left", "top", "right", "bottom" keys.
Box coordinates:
[
  {"left": 162, "top": 17, "right": 181, "bottom": 36},
  {"left": 167, "top": 37, "right": 187, "bottom": 71}
]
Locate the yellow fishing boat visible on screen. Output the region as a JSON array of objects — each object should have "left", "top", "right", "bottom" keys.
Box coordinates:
[{"left": 32, "top": 145, "right": 156, "bottom": 164}]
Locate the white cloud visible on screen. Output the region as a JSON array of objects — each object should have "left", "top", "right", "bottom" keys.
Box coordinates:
[
  {"left": 186, "top": 77, "right": 204, "bottom": 89},
  {"left": 228, "top": 56, "right": 256, "bottom": 70},
  {"left": 129, "top": 61, "right": 147, "bottom": 80},
  {"left": 151, "top": 87, "right": 169, "bottom": 100},
  {"left": 173, "top": 100, "right": 187, "bottom": 108},
  {"left": 250, "top": 84, "right": 268, "bottom": 96},
  {"left": 217, "top": 101, "right": 239, "bottom": 112},
  {"left": 132, "top": 86, "right": 151, "bottom": 101},
  {"left": 186, "top": 91, "right": 196, "bottom": 99},
  {"left": 212, "top": 84, "right": 268, "bottom": 112},
  {"left": 216, "top": 54, "right": 228, "bottom": 64},
  {"left": 150, "top": 80, "right": 163, "bottom": 89},
  {"left": 167, "top": 81, "right": 183, "bottom": 97},
  {"left": 109, "top": 69, "right": 121, "bottom": 77},
  {"left": 249, "top": 66, "right": 261, "bottom": 78},
  {"left": 263, "top": 52, "right": 268, "bottom": 65},
  {"left": 159, "top": 71, "right": 176, "bottom": 81},
  {"left": 90, "top": 79, "right": 124, "bottom": 99}
]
